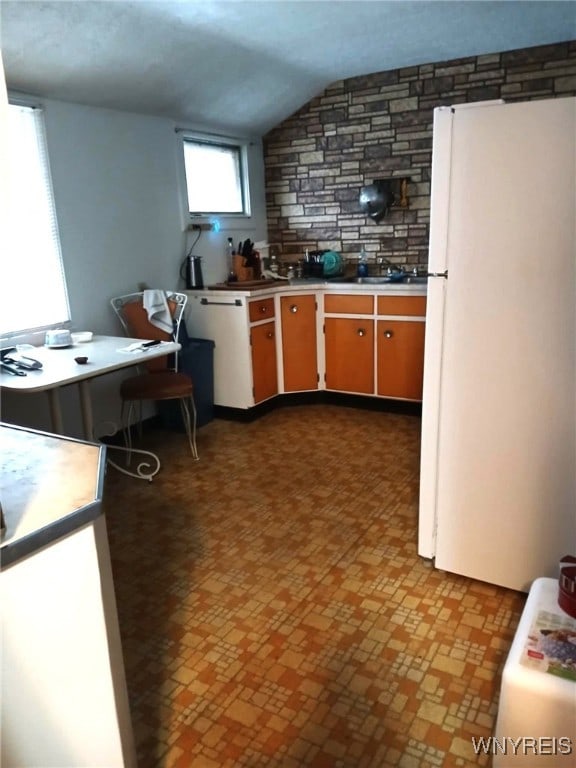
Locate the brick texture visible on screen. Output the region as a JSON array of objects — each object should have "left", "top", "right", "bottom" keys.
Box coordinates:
[{"left": 263, "top": 41, "right": 576, "bottom": 270}]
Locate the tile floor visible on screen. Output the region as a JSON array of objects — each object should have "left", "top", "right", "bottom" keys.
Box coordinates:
[{"left": 103, "top": 404, "right": 526, "bottom": 768}]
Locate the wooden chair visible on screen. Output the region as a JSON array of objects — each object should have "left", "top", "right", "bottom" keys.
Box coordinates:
[{"left": 110, "top": 291, "right": 198, "bottom": 461}]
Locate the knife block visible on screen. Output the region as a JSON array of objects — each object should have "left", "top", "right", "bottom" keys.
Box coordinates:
[
  {"left": 233, "top": 254, "right": 261, "bottom": 281},
  {"left": 233, "top": 255, "right": 253, "bottom": 282}
]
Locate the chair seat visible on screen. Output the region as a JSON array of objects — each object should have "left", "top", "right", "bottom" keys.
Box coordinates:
[{"left": 120, "top": 371, "right": 193, "bottom": 401}]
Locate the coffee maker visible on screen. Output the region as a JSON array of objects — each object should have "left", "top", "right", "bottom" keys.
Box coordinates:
[{"left": 184, "top": 255, "right": 204, "bottom": 289}]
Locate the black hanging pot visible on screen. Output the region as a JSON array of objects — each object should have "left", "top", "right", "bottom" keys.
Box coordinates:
[{"left": 359, "top": 181, "right": 394, "bottom": 222}]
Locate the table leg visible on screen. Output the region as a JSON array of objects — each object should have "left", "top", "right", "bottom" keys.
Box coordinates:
[
  {"left": 47, "top": 390, "right": 64, "bottom": 434},
  {"left": 78, "top": 380, "right": 95, "bottom": 440},
  {"left": 77, "top": 380, "right": 161, "bottom": 482}
]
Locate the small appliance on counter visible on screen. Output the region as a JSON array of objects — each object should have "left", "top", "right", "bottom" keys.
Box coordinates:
[{"left": 183, "top": 254, "right": 204, "bottom": 289}]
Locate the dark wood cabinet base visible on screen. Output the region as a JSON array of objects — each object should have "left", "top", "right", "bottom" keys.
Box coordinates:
[{"left": 213, "top": 391, "right": 422, "bottom": 423}]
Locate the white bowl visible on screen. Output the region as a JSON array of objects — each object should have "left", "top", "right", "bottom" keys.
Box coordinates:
[{"left": 71, "top": 331, "right": 93, "bottom": 343}]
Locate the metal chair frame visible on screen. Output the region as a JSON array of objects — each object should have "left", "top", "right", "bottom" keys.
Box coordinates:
[
  {"left": 110, "top": 290, "right": 198, "bottom": 461},
  {"left": 111, "top": 291, "right": 187, "bottom": 371}
]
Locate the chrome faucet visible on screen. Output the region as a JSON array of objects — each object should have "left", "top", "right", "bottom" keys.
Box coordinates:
[{"left": 376, "top": 256, "right": 393, "bottom": 275}]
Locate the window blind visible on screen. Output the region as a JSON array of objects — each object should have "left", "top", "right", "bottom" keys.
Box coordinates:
[{"left": 1, "top": 104, "right": 70, "bottom": 337}]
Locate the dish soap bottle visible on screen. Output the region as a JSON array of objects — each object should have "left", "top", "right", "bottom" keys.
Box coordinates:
[{"left": 357, "top": 249, "right": 369, "bottom": 278}]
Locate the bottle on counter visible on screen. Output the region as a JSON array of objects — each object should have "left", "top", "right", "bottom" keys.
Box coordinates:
[
  {"left": 226, "top": 237, "right": 237, "bottom": 282},
  {"left": 357, "top": 249, "right": 369, "bottom": 278},
  {"left": 269, "top": 251, "right": 279, "bottom": 274}
]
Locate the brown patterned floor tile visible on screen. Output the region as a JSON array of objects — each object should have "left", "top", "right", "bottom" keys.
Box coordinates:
[{"left": 104, "top": 405, "right": 526, "bottom": 766}]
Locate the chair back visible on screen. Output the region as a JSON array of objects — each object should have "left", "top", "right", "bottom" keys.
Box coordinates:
[{"left": 111, "top": 291, "right": 187, "bottom": 372}]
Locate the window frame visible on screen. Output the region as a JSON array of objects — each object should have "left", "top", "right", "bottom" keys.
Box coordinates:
[{"left": 180, "top": 131, "right": 251, "bottom": 220}]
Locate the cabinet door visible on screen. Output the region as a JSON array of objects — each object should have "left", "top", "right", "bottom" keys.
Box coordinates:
[
  {"left": 325, "top": 318, "right": 374, "bottom": 394},
  {"left": 251, "top": 321, "right": 278, "bottom": 403},
  {"left": 281, "top": 295, "right": 318, "bottom": 392},
  {"left": 377, "top": 320, "right": 425, "bottom": 400}
]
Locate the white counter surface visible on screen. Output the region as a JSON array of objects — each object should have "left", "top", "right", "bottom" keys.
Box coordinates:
[
  {"left": 0, "top": 423, "right": 105, "bottom": 566},
  {"left": 197, "top": 278, "right": 428, "bottom": 298}
]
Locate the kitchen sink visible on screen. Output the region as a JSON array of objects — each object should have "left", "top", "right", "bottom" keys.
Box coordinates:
[{"left": 327, "top": 275, "right": 428, "bottom": 285}]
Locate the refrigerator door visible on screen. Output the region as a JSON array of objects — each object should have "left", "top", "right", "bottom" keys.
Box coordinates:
[
  {"left": 419, "top": 101, "right": 504, "bottom": 558},
  {"left": 429, "top": 97, "right": 576, "bottom": 592},
  {"left": 418, "top": 107, "right": 452, "bottom": 558}
]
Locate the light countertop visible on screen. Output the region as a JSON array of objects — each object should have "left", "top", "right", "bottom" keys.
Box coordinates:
[
  {"left": 0, "top": 424, "right": 106, "bottom": 567},
  {"left": 189, "top": 278, "right": 428, "bottom": 299}
]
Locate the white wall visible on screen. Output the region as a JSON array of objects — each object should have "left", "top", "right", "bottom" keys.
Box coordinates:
[{"left": 2, "top": 95, "right": 268, "bottom": 437}]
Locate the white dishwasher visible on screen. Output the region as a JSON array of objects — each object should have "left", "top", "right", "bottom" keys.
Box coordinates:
[{"left": 185, "top": 292, "right": 254, "bottom": 409}]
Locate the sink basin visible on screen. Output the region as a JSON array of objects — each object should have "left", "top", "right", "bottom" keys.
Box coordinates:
[
  {"left": 327, "top": 275, "right": 428, "bottom": 285},
  {"left": 356, "top": 276, "right": 393, "bottom": 284},
  {"left": 399, "top": 276, "right": 428, "bottom": 285}
]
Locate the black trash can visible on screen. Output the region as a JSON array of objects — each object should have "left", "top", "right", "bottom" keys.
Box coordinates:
[{"left": 158, "top": 337, "right": 215, "bottom": 430}]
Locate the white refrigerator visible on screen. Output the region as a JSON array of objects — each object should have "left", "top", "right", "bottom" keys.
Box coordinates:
[{"left": 418, "top": 97, "right": 576, "bottom": 593}]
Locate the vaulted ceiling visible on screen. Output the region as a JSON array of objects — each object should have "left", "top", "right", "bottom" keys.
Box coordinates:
[{"left": 2, "top": 1, "right": 574, "bottom": 136}]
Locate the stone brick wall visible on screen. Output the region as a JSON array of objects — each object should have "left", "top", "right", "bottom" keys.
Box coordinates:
[{"left": 263, "top": 41, "right": 576, "bottom": 271}]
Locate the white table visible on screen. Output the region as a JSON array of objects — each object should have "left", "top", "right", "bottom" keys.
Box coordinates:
[{"left": 0, "top": 335, "right": 180, "bottom": 480}]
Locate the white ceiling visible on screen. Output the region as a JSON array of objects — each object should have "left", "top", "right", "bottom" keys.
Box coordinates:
[{"left": 1, "top": 1, "right": 575, "bottom": 137}]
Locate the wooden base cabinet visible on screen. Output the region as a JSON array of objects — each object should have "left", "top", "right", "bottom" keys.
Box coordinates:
[
  {"left": 280, "top": 295, "right": 318, "bottom": 391},
  {"left": 324, "top": 293, "right": 375, "bottom": 395},
  {"left": 377, "top": 319, "right": 425, "bottom": 400},
  {"left": 376, "top": 295, "right": 426, "bottom": 401},
  {"left": 250, "top": 320, "right": 278, "bottom": 403},
  {"left": 185, "top": 288, "right": 426, "bottom": 409}
]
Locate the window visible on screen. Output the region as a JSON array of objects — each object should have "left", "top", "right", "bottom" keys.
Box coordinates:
[
  {"left": 182, "top": 136, "right": 249, "bottom": 216},
  {"left": 1, "top": 103, "right": 70, "bottom": 339}
]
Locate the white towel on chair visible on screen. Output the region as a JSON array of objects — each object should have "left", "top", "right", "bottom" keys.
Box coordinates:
[{"left": 143, "top": 290, "right": 173, "bottom": 334}]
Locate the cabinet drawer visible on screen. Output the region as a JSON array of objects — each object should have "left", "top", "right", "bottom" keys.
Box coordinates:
[
  {"left": 377, "top": 295, "right": 427, "bottom": 317},
  {"left": 324, "top": 294, "right": 373, "bottom": 315},
  {"left": 249, "top": 297, "right": 275, "bottom": 322}
]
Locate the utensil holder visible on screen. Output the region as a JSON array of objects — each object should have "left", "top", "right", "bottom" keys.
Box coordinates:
[{"left": 233, "top": 255, "right": 254, "bottom": 282}]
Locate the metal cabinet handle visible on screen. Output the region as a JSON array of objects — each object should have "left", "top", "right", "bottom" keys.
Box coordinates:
[
  {"left": 259, "top": 305, "right": 268, "bottom": 313},
  {"left": 357, "top": 328, "right": 366, "bottom": 337},
  {"left": 201, "top": 298, "right": 242, "bottom": 306},
  {"left": 266, "top": 331, "right": 274, "bottom": 339},
  {"left": 384, "top": 330, "right": 394, "bottom": 339},
  {"left": 289, "top": 304, "right": 298, "bottom": 313}
]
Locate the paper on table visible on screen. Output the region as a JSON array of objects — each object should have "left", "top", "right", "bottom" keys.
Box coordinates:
[
  {"left": 117, "top": 341, "right": 170, "bottom": 354},
  {"left": 521, "top": 608, "right": 576, "bottom": 682}
]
